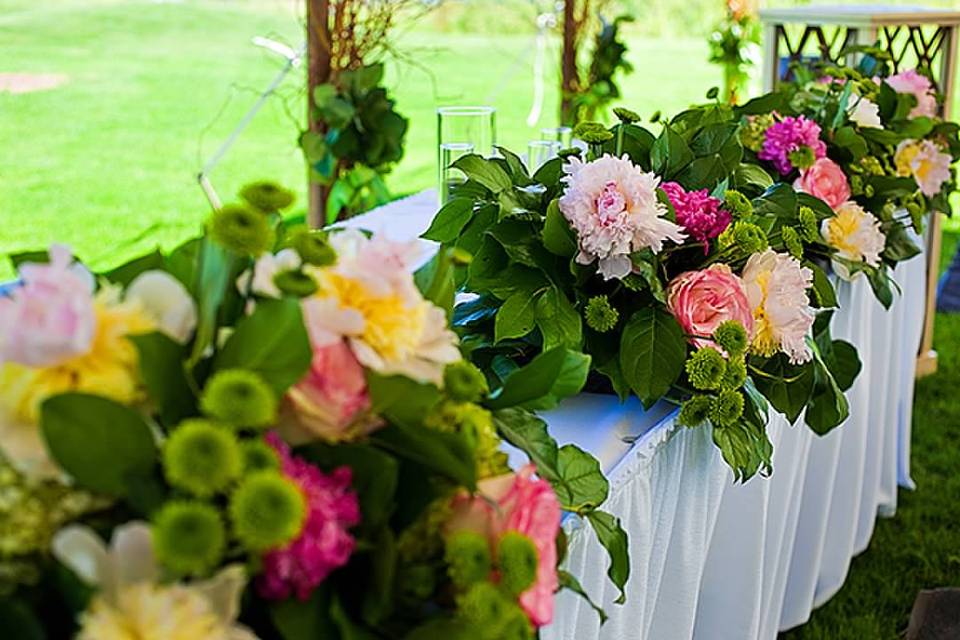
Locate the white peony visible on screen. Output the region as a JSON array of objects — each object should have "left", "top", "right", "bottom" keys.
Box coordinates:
[
  {"left": 126, "top": 271, "right": 198, "bottom": 344},
  {"left": 742, "top": 249, "right": 815, "bottom": 364},
  {"left": 821, "top": 201, "right": 886, "bottom": 280}
]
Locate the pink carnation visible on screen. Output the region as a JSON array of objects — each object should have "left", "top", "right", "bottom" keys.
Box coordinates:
[
  {"left": 793, "top": 157, "right": 851, "bottom": 211},
  {"left": 758, "top": 115, "right": 827, "bottom": 175},
  {"left": 885, "top": 69, "right": 938, "bottom": 118},
  {"left": 447, "top": 465, "right": 561, "bottom": 628},
  {"left": 660, "top": 182, "right": 732, "bottom": 253},
  {"left": 667, "top": 264, "right": 754, "bottom": 351},
  {"left": 258, "top": 433, "right": 361, "bottom": 601},
  {"left": 0, "top": 244, "right": 96, "bottom": 367}
]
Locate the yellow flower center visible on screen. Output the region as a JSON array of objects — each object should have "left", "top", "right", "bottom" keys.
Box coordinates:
[
  {"left": 895, "top": 142, "right": 921, "bottom": 178},
  {"left": 318, "top": 272, "right": 426, "bottom": 363},
  {"left": 0, "top": 294, "right": 154, "bottom": 423},
  {"left": 750, "top": 270, "right": 778, "bottom": 357},
  {"left": 823, "top": 207, "right": 863, "bottom": 258},
  {"left": 79, "top": 584, "right": 230, "bottom": 640}
]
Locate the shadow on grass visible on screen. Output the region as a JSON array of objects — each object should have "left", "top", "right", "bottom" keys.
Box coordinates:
[{"left": 780, "top": 230, "right": 960, "bottom": 639}]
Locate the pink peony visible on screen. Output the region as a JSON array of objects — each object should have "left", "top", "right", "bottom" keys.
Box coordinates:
[
  {"left": 286, "top": 311, "right": 376, "bottom": 442},
  {"left": 559, "top": 154, "right": 686, "bottom": 280},
  {"left": 660, "top": 182, "right": 732, "bottom": 252},
  {"left": 885, "top": 69, "right": 938, "bottom": 119},
  {"left": 0, "top": 244, "right": 96, "bottom": 367},
  {"left": 447, "top": 465, "right": 561, "bottom": 628},
  {"left": 793, "top": 157, "right": 851, "bottom": 211},
  {"left": 667, "top": 264, "right": 754, "bottom": 351},
  {"left": 758, "top": 115, "right": 827, "bottom": 175},
  {"left": 258, "top": 433, "right": 361, "bottom": 601}
]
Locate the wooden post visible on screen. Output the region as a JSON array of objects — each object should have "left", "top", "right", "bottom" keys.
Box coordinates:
[
  {"left": 307, "top": 0, "right": 331, "bottom": 228},
  {"left": 560, "top": 0, "right": 578, "bottom": 126}
]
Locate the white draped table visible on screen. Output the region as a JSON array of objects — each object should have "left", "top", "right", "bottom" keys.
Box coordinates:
[{"left": 342, "top": 189, "right": 926, "bottom": 639}]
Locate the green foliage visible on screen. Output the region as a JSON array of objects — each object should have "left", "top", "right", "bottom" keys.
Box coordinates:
[
  {"left": 567, "top": 16, "right": 635, "bottom": 124},
  {"left": 40, "top": 394, "right": 158, "bottom": 499},
  {"left": 620, "top": 308, "right": 686, "bottom": 408}
]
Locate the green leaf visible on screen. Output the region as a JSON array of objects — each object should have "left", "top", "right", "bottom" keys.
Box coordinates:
[
  {"left": 188, "top": 239, "right": 235, "bottom": 364},
  {"left": 104, "top": 249, "right": 164, "bottom": 286},
  {"left": 214, "top": 298, "right": 312, "bottom": 396},
  {"left": 650, "top": 124, "right": 694, "bottom": 178},
  {"left": 619, "top": 308, "right": 686, "bottom": 408},
  {"left": 535, "top": 286, "right": 583, "bottom": 351},
  {"left": 270, "top": 587, "right": 337, "bottom": 640},
  {"left": 556, "top": 444, "right": 608, "bottom": 511},
  {"left": 405, "top": 620, "right": 473, "bottom": 639},
  {"left": 804, "top": 345, "right": 850, "bottom": 435},
  {"left": 883, "top": 224, "right": 922, "bottom": 262},
  {"left": 452, "top": 155, "right": 512, "bottom": 193},
  {"left": 366, "top": 371, "right": 442, "bottom": 430},
  {"left": 828, "top": 340, "right": 861, "bottom": 392},
  {"left": 422, "top": 197, "right": 474, "bottom": 243},
  {"left": 734, "top": 163, "right": 774, "bottom": 191},
  {"left": 586, "top": 510, "right": 630, "bottom": 605},
  {"left": 41, "top": 394, "right": 157, "bottom": 497},
  {"left": 751, "top": 354, "right": 814, "bottom": 424},
  {"left": 0, "top": 599, "right": 44, "bottom": 640},
  {"left": 808, "top": 261, "right": 838, "bottom": 308},
  {"left": 493, "top": 408, "right": 560, "bottom": 479},
  {"left": 494, "top": 291, "right": 538, "bottom": 343},
  {"left": 834, "top": 126, "right": 868, "bottom": 159},
  {"left": 557, "top": 570, "right": 608, "bottom": 625},
  {"left": 414, "top": 248, "right": 457, "bottom": 320},
  {"left": 371, "top": 421, "right": 476, "bottom": 490},
  {"left": 130, "top": 332, "right": 195, "bottom": 425},
  {"left": 361, "top": 528, "right": 397, "bottom": 626},
  {"left": 542, "top": 199, "right": 577, "bottom": 257},
  {"left": 495, "top": 145, "right": 533, "bottom": 184},
  {"left": 487, "top": 347, "right": 590, "bottom": 411}
]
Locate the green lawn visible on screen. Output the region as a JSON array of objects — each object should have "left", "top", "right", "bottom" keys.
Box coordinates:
[
  {"left": 0, "top": 0, "right": 715, "bottom": 277},
  {"left": 3, "top": 2, "right": 960, "bottom": 638}
]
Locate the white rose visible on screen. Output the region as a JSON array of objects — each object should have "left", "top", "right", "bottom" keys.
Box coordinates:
[{"left": 126, "top": 271, "right": 198, "bottom": 344}]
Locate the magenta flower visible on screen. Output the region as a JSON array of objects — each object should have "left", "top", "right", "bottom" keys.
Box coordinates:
[
  {"left": 660, "top": 182, "right": 732, "bottom": 252},
  {"left": 758, "top": 115, "right": 827, "bottom": 175},
  {"left": 258, "top": 433, "right": 361, "bottom": 601}
]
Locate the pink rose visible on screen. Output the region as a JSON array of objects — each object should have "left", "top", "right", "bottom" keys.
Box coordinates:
[
  {"left": 793, "top": 157, "right": 851, "bottom": 211},
  {"left": 667, "top": 264, "right": 754, "bottom": 351},
  {"left": 286, "top": 339, "right": 375, "bottom": 442},
  {"left": 885, "top": 69, "right": 938, "bottom": 118},
  {"left": 447, "top": 465, "right": 562, "bottom": 628},
  {"left": 0, "top": 244, "right": 96, "bottom": 367}
]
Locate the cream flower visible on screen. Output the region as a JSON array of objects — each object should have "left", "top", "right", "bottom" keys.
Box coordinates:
[
  {"left": 741, "top": 249, "right": 815, "bottom": 364},
  {"left": 895, "top": 139, "right": 952, "bottom": 197},
  {"left": 126, "top": 271, "right": 197, "bottom": 344},
  {"left": 558, "top": 154, "right": 686, "bottom": 280},
  {"left": 821, "top": 201, "right": 886, "bottom": 279},
  {"left": 848, "top": 97, "right": 882, "bottom": 129},
  {"left": 237, "top": 249, "right": 301, "bottom": 299},
  {"left": 52, "top": 523, "right": 258, "bottom": 640},
  {"left": 304, "top": 230, "right": 460, "bottom": 386},
  {"left": 0, "top": 286, "right": 154, "bottom": 479}
]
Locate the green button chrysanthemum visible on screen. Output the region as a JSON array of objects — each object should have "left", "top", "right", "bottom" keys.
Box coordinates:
[
  {"left": 443, "top": 361, "right": 490, "bottom": 403},
  {"left": 686, "top": 347, "right": 727, "bottom": 391},
  {"left": 731, "top": 221, "right": 769, "bottom": 254},
  {"left": 722, "top": 357, "right": 748, "bottom": 390},
  {"left": 152, "top": 501, "right": 226, "bottom": 577},
  {"left": 200, "top": 369, "right": 277, "bottom": 429},
  {"left": 445, "top": 530, "right": 492, "bottom": 589},
  {"left": 723, "top": 190, "right": 754, "bottom": 218},
  {"left": 208, "top": 204, "right": 275, "bottom": 256},
  {"left": 584, "top": 295, "right": 620, "bottom": 333},
  {"left": 162, "top": 419, "right": 242, "bottom": 498},
  {"left": 710, "top": 389, "right": 745, "bottom": 428},
  {"left": 240, "top": 181, "right": 295, "bottom": 213},
  {"left": 289, "top": 227, "right": 337, "bottom": 266},
  {"left": 572, "top": 122, "right": 614, "bottom": 144},
  {"left": 229, "top": 471, "right": 305, "bottom": 552},
  {"left": 782, "top": 226, "right": 804, "bottom": 259},
  {"left": 677, "top": 395, "right": 713, "bottom": 428},
  {"left": 613, "top": 107, "right": 641, "bottom": 124},
  {"left": 497, "top": 531, "right": 538, "bottom": 596},
  {"left": 457, "top": 582, "right": 511, "bottom": 626},
  {"left": 712, "top": 320, "right": 748, "bottom": 356},
  {"left": 272, "top": 269, "right": 318, "bottom": 298},
  {"left": 240, "top": 439, "right": 280, "bottom": 472}
]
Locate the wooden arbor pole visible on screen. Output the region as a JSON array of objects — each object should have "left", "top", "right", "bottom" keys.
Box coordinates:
[
  {"left": 560, "top": 0, "right": 578, "bottom": 126},
  {"left": 307, "top": 0, "right": 331, "bottom": 228}
]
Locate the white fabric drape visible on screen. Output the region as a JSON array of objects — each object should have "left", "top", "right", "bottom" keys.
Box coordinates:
[{"left": 345, "top": 191, "right": 927, "bottom": 640}]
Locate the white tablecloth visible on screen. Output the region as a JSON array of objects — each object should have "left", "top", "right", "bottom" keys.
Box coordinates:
[{"left": 343, "top": 190, "right": 926, "bottom": 640}]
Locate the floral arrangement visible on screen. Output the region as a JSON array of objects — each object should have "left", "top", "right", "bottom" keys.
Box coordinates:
[
  {"left": 427, "top": 58, "right": 957, "bottom": 479},
  {"left": 0, "top": 184, "right": 628, "bottom": 637}
]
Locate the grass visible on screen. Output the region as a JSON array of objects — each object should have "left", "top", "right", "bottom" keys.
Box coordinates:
[
  {"left": 0, "top": 0, "right": 715, "bottom": 277},
  {"left": 780, "top": 229, "right": 960, "bottom": 639},
  {"left": 3, "top": 2, "right": 960, "bottom": 637}
]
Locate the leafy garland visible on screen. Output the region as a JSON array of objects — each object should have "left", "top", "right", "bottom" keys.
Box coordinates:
[{"left": 426, "top": 57, "right": 958, "bottom": 480}]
